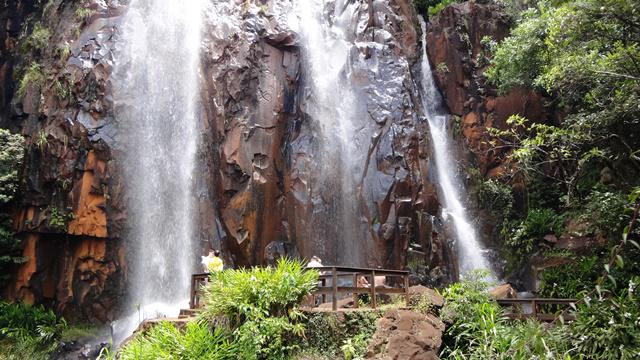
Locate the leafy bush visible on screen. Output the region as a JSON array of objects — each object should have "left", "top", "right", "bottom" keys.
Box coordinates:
[
  {"left": 75, "top": 7, "right": 96, "bottom": 22},
  {"left": 0, "top": 130, "right": 25, "bottom": 204},
  {"left": 568, "top": 281, "right": 640, "bottom": 360},
  {"left": 580, "top": 187, "right": 627, "bottom": 237},
  {"left": 538, "top": 255, "right": 600, "bottom": 298},
  {"left": 0, "top": 301, "right": 67, "bottom": 360},
  {"left": 200, "top": 258, "right": 318, "bottom": 359},
  {"left": 302, "top": 311, "right": 379, "bottom": 359},
  {"left": 477, "top": 178, "right": 513, "bottom": 218},
  {"left": 116, "top": 320, "right": 236, "bottom": 360},
  {"left": 0, "top": 130, "right": 25, "bottom": 288},
  {"left": 440, "top": 271, "right": 571, "bottom": 359},
  {"left": 503, "top": 207, "right": 563, "bottom": 258}
]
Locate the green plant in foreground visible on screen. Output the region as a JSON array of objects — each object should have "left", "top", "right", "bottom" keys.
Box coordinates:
[
  {"left": 117, "top": 320, "right": 235, "bottom": 360},
  {"left": 0, "top": 301, "right": 67, "bottom": 360},
  {"left": 200, "top": 258, "right": 318, "bottom": 359}
]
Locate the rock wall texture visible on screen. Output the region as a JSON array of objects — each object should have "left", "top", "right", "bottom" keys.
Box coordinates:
[
  {"left": 0, "top": 0, "right": 534, "bottom": 321},
  {"left": 1, "top": 0, "right": 127, "bottom": 322},
  {"left": 198, "top": 0, "right": 453, "bottom": 281}
]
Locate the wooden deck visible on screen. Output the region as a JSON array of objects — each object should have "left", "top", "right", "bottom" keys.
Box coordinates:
[
  {"left": 307, "top": 266, "right": 410, "bottom": 311},
  {"left": 496, "top": 298, "right": 578, "bottom": 322},
  {"left": 189, "top": 266, "right": 410, "bottom": 311}
]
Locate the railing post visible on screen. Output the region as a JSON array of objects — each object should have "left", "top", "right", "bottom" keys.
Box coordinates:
[
  {"left": 332, "top": 267, "right": 338, "bottom": 311},
  {"left": 532, "top": 299, "right": 537, "bottom": 320},
  {"left": 189, "top": 275, "right": 194, "bottom": 309},
  {"left": 404, "top": 274, "right": 410, "bottom": 308},
  {"left": 353, "top": 273, "right": 359, "bottom": 309},
  {"left": 371, "top": 270, "right": 377, "bottom": 309}
]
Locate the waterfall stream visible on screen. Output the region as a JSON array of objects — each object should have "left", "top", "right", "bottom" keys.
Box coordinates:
[
  {"left": 418, "top": 17, "right": 491, "bottom": 276},
  {"left": 111, "top": 0, "right": 204, "bottom": 343},
  {"left": 293, "top": 0, "right": 368, "bottom": 266}
]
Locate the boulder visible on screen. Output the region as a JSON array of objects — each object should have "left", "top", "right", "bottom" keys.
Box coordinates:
[
  {"left": 366, "top": 309, "right": 445, "bottom": 359},
  {"left": 408, "top": 285, "right": 445, "bottom": 308},
  {"left": 489, "top": 283, "right": 518, "bottom": 299}
]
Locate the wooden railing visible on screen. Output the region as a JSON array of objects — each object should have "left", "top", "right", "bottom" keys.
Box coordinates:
[
  {"left": 496, "top": 298, "right": 578, "bottom": 322},
  {"left": 308, "top": 266, "right": 410, "bottom": 311},
  {"left": 190, "top": 273, "right": 209, "bottom": 309}
]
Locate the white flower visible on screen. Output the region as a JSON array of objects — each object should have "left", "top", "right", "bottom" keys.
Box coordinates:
[
  {"left": 579, "top": 335, "right": 587, "bottom": 341},
  {"left": 624, "top": 312, "right": 632, "bottom": 318},
  {"left": 608, "top": 318, "right": 615, "bottom": 325}
]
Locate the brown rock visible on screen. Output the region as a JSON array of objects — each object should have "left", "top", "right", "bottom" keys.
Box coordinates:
[
  {"left": 366, "top": 309, "right": 445, "bottom": 359},
  {"left": 489, "top": 284, "right": 518, "bottom": 299},
  {"left": 408, "top": 285, "right": 445, "bottom": 308}
]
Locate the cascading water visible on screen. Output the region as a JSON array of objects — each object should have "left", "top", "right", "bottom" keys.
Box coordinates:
[
  {"left": 293, "top": 0, "right": 368, "bottom": 266},
  {"left": 418, "top": 17, "right": 491, "bottom": 276},
  {"left": 111, "top": 0, "right": 204, "bottom": 343}
]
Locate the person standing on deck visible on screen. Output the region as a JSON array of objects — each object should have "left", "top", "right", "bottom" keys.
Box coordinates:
[{"left": 201, "top": 249, "right": 224, "bottom": 273}]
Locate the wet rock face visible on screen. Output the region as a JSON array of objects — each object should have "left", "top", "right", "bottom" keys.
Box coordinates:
[
  {"left": 2, "top": 0, "right": 127, "bottom": 322},
  {"left": 4, "top": 0, "right": 459, "bottom": 320},
  {"left": 201, "top": 0, "right": 451, "bottom": 275},
  {"left": 424, "top": 1, "right": 555, "bottom": 177}
]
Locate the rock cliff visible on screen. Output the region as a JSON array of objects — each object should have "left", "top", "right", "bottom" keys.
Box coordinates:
[{"left": 0, "top": 0, "right": 553, "bottom": 321}]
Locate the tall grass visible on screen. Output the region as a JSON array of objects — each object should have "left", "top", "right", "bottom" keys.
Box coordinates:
[{"left": 117, "top": 320, "right": 235, "bottom": 360}]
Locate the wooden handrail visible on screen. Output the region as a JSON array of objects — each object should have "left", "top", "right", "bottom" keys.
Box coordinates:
[
  {"left": 496, "top": 298, "right": 578, "bottom": 322},
  {"left": 308, "top": 266, "right": 410, "bottom": 310}
]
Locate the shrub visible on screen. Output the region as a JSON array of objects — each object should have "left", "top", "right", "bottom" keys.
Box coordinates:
[
  {"left": 503, "top": 207, "right": 563, "bottom": 258},
  {"left": 301, "top": 311, "right": 380, "bottom": 360},
  {"left": 477, "top": 178, "right": 513, "bottom": 218},
  {"left": 568, "top": 283, "right": 640, "bottom": 360},
  {"left": 117, "top": 320, "right": 236, "bottom": 360},
  {"left": 0, "top": 130, "right": 24, "bottom": 204},
  {"left": 579, "top": 187, "right": 627, "bottom": 238},
  {"left": 440, "top": 271, "right": 571, "bottom": 359},
  {"left": 538, "top": 255, "right": 600, "bottom": 298},
  {"left": 200, "top": 258, "right": 318, "bottom": 359},
  {"left": 0, "top": 301, "right": 67, "bottom": 360}
]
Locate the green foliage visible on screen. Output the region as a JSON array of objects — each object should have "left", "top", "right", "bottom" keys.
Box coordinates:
[
  {"left": 477, "top": 178, "right": 513, "bottom": 218},
  {"left": 17, "top": 63, "right": 45, "bottom": 98},
  {"left": 539, "top": 255, "right": 600, "bottom": 298},
  {"left": 486, "top": 0, "right": 640, "bottom": 208},
  {"left": 503, "top": 207, "right": 563, "bottom": 258},
  {"left": 0, "top": 130, "right": 25, "bottom": 204},
  {"left": 21, "top": 22, "right": 51, "bottom": 54},
  {"left": 117, "top": 320, "right": 236, "bottom": 360},
  {"left": 0, "top": 130, "right": 25, "bottom": 288},
  {"left": 200, "top": 258, "right": 318, "bottom": 359},
  {"left": 412, "top": 0, "right": 461, "bottom": 17},
  {"left": 302, "top": 311, "right": 379, "bottom": 360},
  {"left": 75, "top": 7, "right": 96, "bottom": 23},
  {"left": 48, "top": 206, "right": 72, "bottom": 232},
  {"left": 569, "top": 282, "right": 640, "bottom": 360},
  {"left": 0, "top": 301, "right": 67, "bottom": 360},
  {"left": 0, "top": 214, "right": 26, "bottom": 288},
  {"left": 580, "top": 187, "right": 627, "bottom": 237},
  {"left": 440, "top": 272, "right": 571, "bottom": 359}
]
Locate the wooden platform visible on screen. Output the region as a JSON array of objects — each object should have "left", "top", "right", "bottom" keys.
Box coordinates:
[{"left": 496, "top": 298, "right": 578, "bottom": 322}]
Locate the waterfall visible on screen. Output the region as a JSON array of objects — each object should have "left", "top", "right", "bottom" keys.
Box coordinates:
[
  {"left": 111, "top": 0, "right": 204, "bottom": 343},
  {"left": 293, "top": 0, "right": 368, "bottom": 266},
  {"left": 418, "top": 17, "right": 491, "bottom": 276}
]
